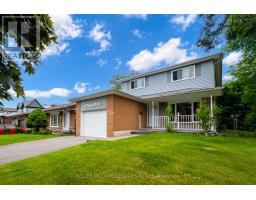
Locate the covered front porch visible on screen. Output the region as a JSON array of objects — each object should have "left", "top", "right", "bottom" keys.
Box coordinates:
[{"left": 143, "top": 88, "right": 223, "bottom": 131}]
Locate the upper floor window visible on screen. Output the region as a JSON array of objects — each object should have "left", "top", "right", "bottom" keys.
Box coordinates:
[
  {"left": 171, "top": 65, "right": 195, "bottom": 82},
  {"left": 130, "top": 77, "right": 145, "bottom": 90}
]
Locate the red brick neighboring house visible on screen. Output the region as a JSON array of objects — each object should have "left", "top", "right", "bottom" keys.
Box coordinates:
[
  {"left": 0, "top": 108, "right": 17, "bottom": 125},
  {"left": 44, "top": 103, "right": 76, "bottom": 133},
  {"left": 0, "top": 99, "right": 43, "bottom": 127}
]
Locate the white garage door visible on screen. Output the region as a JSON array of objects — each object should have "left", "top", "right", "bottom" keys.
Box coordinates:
[{"left": 81, "top": 110, "right": 107, "bottom": 138}]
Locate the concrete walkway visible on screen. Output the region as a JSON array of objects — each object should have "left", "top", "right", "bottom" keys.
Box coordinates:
[
  {"left": 0, "top": 134, "right": 141, "bottom": 165},
  {"left": 0, "top": 136, "right": 88, "bottom": 165}
]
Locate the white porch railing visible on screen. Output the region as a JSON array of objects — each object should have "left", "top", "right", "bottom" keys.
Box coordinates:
[{"left": 152, "top": 114, "right": 202, "bottom": 130}]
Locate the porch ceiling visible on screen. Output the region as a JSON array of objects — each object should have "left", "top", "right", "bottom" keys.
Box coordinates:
[{"left": 141, "top": 87, "right": 223, "bottom": 103}]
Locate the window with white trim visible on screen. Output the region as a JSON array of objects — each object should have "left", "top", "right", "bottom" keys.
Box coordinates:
[
  {"left": 50, "top": 113, "right": 59, "bottom": 127},
  {"left": 129, "top": 78, "right": 145, "bottom": 90},
  {"left": 171, "top": 65, "right": 195, "bottom": 82}
]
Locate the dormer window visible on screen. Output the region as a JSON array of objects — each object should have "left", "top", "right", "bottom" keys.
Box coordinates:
[
  {"left": 171, "top": 65, "right": 195, "bottom": 82},
  {"left": 130, "top": 77, "right": 145, "bottom": 90}
]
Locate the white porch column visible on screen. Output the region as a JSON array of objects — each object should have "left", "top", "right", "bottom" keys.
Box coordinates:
[
  {"left": 177, "top": 112, "right": 180, "bottom": 130},
  {"left": 210, "top": 95, "right": 214, "bottom": 131},
  {"left": 191, "top": 101, "right": 194, "bottom": 122},
  {"left": 174, "top": 103, "right": 177, "bottom": 122},
  {"left": 152, "top": 101, "right": 155, "bottom": 129}
]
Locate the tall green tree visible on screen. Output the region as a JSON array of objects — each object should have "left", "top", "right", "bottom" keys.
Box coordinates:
[
  {"left": 0, "top": 15, "right": 57, "bottom": 104},
  {"left": 217, "top": 80, "right": 249, "bottom": 129},
  {"left": 197, "top": 14, "right": 256, "bottom": 129},
  {"left": 109, "top": 71, "right": 140, "bottom": 90},
  {"left": 109, "top": 74, "right": 130, "bottom": 90},
  {"left": 26, "top": 109, "right": 48, "bottom": 132}
]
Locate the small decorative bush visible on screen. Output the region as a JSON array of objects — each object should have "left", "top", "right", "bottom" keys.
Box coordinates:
[
  {"left": 4, "top": 128, "right": 9, "bottom": 134},
  {"left": 165, "top": 123, "right": 174, "bottom": 132},
  {"left": 0, "top": 128, "right": 4, "bottom": 135},
  {"left": 9, "top": 128, "right": 16, "bottom": 134},
  {"left": 197, "top": 100, "right": 222, "bottom": 136},
  {"left": 165, "top": 103, "right": 174, "bottom": 133},
  {"left": 38, "top": 130, "right": 53, "bottom": 135},
  {"left": 15, "top": 128, "right": 21, "bottom": 134},
  {"left": 25, "top": 128, "right": 32, "bottom": 134},
  {"left": 20, "top": 128, "right": 28, "bottom": 133}
]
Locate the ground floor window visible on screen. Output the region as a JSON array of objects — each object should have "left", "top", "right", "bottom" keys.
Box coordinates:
[
  {"left": 177, "top": 102, "right": 192, "bottom": 115},
  {"left": 50, "top": 113, "right": 59, "bottom": 127}
]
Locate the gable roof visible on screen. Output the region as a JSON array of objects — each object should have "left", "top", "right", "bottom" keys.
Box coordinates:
[
  {"left": 44, "top": 103, "right": 76, "bottom": 112},
  {"left": 118, "top": 52, "right": 223, "bottom": 82},
  {"left": 17, "top": 99, "right": 42, "bottom": 109},
  {"left": 70, "top": 89, "right": 145, "bottom": 103}
]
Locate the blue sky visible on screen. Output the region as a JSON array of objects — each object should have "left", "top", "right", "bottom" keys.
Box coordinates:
[{"left": 3, "top": 14, "right": 242, "bottom": 108}]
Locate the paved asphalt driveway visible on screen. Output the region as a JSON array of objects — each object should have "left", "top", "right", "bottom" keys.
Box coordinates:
[{"left": 0, "top": 136, "right": 88, "bottom": 165}]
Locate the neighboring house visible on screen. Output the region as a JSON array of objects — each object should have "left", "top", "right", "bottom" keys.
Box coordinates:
[
  {"left": 1, "top": 99, "right": 43, "bottom": 127},
  {"left": 0, "top": 107, "right": 17, "bottom": 125},
  {"left": 71, "top": 53, "right": 223, "bottom": 138},
  {"left": 44, "top": 103, "right": 76, "bottom": 133}
]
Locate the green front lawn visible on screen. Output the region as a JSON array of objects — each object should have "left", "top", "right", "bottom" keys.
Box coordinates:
[
  {"left": 224, "top": 130, "right": 256, "bottom": 138},
  {"left": 0, "top": 133, "right": 256, "bottom": 184},
  {"left": 0, "top": 134, "right": 60, "bottom": 146}
]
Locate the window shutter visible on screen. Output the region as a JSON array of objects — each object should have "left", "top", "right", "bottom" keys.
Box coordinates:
[
  {"left": 127, "top": 82, "right": 129, "bottom": 90},
  {"left": 195, "top": 64, "right": 201, "bottom": 77},
  {"left": 167, "top": 71, "right": 172, "bottom": 82}
]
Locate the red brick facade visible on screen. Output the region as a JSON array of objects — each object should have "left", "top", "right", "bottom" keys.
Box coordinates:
[
  {"left": 107, "top": 94, "right": 147, "bottom": 137},
  {"left": 75, "top": 101, "right": 81, "bottom": 135},
  {"left": 76, "top": 94, "right": 147, "bottom": 137},
  {"left": 47, "top": 110, "right": 76, "bottom": 133}
]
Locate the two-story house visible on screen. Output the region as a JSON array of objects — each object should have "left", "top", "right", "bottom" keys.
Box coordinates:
[
  {"left": 1, "top": 99, "right": 43, "bottom": 127},
  {"left": 0, "top": 107, "right": 17, "bottom": 125},
  {"left": 72, "top": 53, "right": 224, "bottom": 138}
]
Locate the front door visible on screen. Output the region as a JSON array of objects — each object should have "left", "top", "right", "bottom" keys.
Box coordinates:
[{"left": 63, "top": 111, "right": 70, "bottom": 131}]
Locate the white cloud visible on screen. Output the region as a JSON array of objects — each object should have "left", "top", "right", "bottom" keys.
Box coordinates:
[
  {"left": 42, "top": 14, "right": 82, "bottom": 58},
  {"left": 223, "top": 74, "right": 234, "bottom": 82},
  {"left": 127, "top": 37, "right": 198, "bottom": 71},
  {"left": 88, "top": 85, "right": 100, "bottom": 91},
  {"left": 123, "top": 14, "right": 147, "bottom": 20},
  {"left": 86, "top": 23, "right": 111, "bottom": 56},
  {"left": 171, "top": 14, "right": 197, "bottom": 31},
  {"left": 131, "top": 29, "right": 144, "bottom": 39},
  {"left": 42, "top": 43, "right": 69, "bottom": 58},
  {"left": 115, "top": 57, "right": 123, "bottom": 70},
  {"left": 116, "top": 57, "right": 122, "bottom": 66},
  {"left": 94, "top": 85, "right": 100, "bottom": 90},
  {"left": 223, "top": 51, "right": 242, "bottom": 66},
  {"left": 74, "top": 82, "right": 89, "bottom": 94},
  {"left": 50, "top": 14, "right": 82, "bottom": 40},
  {"left": 25, "top": 88, "right": 71, "bottom": 98},
  {"left": 97, "top": 59, "right": 108, "bottom": 67}
]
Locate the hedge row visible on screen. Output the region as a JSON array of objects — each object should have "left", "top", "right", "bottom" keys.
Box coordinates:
[{"left": 0, "top": 128, "right": 32, "bottom": 135}]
